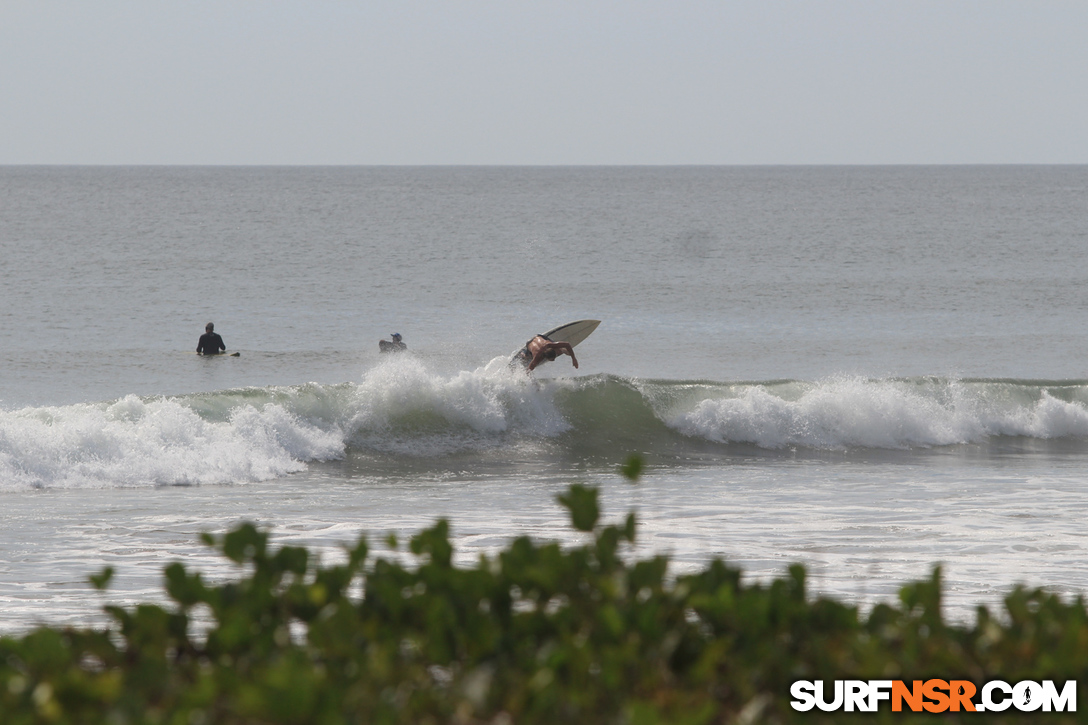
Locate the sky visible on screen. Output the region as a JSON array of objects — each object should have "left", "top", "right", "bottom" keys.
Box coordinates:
[{"left": 2, "top": 1, "right": 1086, "bottom": 165}]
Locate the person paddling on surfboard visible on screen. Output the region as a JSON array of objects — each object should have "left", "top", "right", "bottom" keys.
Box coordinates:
[
  {"left": 196, "top": 322, "right": 227, "bottom": 355},
  {"left": 514, "top": 335, "right": 578, "bottom": 372},
  {"left": 379, "top": 332, "right": 407, "bottom": 353}
]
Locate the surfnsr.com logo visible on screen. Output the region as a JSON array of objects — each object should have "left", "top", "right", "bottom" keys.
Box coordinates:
[{"left": 790, "top": 680, "right": 1076, "bottom": 713}]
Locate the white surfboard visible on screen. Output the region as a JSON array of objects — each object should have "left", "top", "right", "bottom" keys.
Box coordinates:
[{"left": 540, "top": 319, "right": 601, "bottom": 347}]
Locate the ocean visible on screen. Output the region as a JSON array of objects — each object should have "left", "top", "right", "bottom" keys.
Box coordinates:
[{"left": 1, "top": 165, "right": 1087, "bottom": 631}]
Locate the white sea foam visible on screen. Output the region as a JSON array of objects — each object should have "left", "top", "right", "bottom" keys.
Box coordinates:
[
  {"left": 669, "top": 377, "right": 1088, "bottom": 450},
  {"left": 0, "top": 358, "right": 579, "bottom": 489},
  {"left": 342, "top": 356, "right": 570, "bottom": 455},
  {"left": 0, "top": 395, "right": 344, "bottom": 490},
  {"left": 5, "top": 372, "right": 1088, "bottom": 490}
]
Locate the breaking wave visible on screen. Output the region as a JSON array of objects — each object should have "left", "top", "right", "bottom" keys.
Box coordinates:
[{"left": 3, "top": 354, "right": 1088, "bottom": 489}]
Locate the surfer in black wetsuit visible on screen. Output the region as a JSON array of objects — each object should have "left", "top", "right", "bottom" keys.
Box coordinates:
[
  {"left": 513, "top": 335, "right": 578, "bottom": 372},
  {"left": 196, "top": 322, "right": 226, "bottom": 355},
  {"left": 379, "top": 332, "right": 407, "bottom": 353}
]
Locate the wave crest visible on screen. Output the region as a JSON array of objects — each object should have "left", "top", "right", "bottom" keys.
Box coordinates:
[
  {"left": 4, "top": 366, "right": 1088, "bottom": 489},
  {"left": 669, "top": 377, "right": 1088, "bottom": 449}
]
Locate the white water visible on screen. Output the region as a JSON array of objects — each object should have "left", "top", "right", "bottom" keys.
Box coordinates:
[
  {"left": 6, "top": 367, "right": 1088, "bottom": 491},
  {"left": 672, "top": 377, "right": 1088, "bottom": 450}
]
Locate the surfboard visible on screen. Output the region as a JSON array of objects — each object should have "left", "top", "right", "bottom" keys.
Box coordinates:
[
  {"left": 540, "top": 319, "right": 600, "bottom": 347},
  {"left": 190, "top": 351, "right": 241, "bottom": 357}
]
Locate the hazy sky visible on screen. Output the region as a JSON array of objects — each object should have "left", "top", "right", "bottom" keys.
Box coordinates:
[{"left": 2, "top": 1, "right": 1086, "bottom": 165}]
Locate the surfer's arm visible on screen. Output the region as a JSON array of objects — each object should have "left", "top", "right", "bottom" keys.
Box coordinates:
[{"left": 558, "top": 342, "right": 578, "bottom": 368}]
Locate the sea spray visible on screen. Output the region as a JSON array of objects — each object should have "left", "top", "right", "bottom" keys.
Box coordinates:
[{"left": 343, "top": 355, "right": 571, "bottom": 455}]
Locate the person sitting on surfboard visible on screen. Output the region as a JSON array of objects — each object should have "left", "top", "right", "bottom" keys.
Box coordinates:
[
  {"left": 379, "top": 332, "right": 407, "bottom": 353},
  {"left": 196, "top": 322, "right": 226, "bottom": 355},
  {"left": 514, "top": 335, "right": 578, "bottom": 372}
]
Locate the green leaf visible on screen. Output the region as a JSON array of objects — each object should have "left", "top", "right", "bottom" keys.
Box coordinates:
[
  {"left": 222, "top": 522, "right": 267, "bottom": 564},
  {"left": 619, "top": 454, "right": 644, "bottom": 481},
  {"left": 88, "top": 566, "right": 114, "bottom": 591},
  {"left": 557, "top": 484, "right": 600, "bottom": 532}
]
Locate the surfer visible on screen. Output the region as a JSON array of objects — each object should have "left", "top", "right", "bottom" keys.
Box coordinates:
[
  {"left": 196, "top": 322, "right": 226, "bottom": 355},
  {"left": 513, "top": 335, "right": 578, "bottom": 372},
  {"left": 379, "top": 332, "right": 407, "bottom": 353}
]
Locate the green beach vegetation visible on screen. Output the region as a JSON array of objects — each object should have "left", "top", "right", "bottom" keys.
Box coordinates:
[{"left": 1, "top": 459, "right": 1085, "bottom": 724}]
